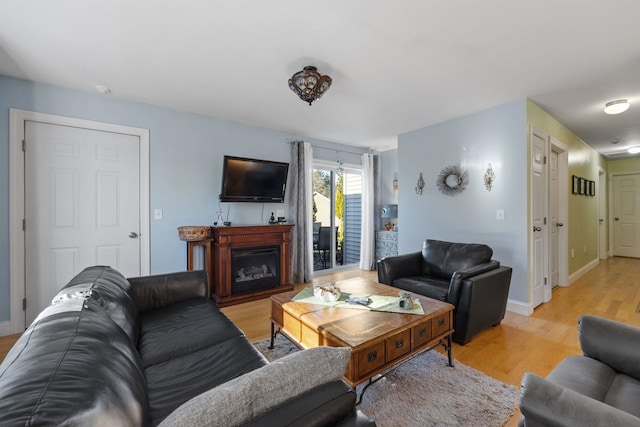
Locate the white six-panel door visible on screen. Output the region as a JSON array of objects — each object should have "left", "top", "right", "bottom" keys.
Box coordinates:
[
  {"left": 24, "top": 121, "right": 141, "bottom": 324},
  {"left": 612, "top": 174, "right": 640, "bottom": 258}
]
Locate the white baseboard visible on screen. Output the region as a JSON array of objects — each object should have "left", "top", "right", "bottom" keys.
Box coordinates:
[
  {"left": 0, "top": 320, "right": 12, "bottom": 337},
  {"left": 569, "top": 258, "right": 599, "bottom": 284},
  {"left": 507, "top": 299, "right": 533, "bottom": 316}
]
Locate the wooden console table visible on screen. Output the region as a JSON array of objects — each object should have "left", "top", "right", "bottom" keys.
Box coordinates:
[{"left": 186, "top": 239, "right": 213, "bottom": 290}]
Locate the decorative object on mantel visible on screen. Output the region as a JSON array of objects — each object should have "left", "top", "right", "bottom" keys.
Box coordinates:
[
  {"left": 415, "top": 172, "right": 425, "bottom": 195},
  {"left": 484, "top": 163, "right": 496, "bottom": 191},
  {"left": 436, "top": 165, "right": 469, "bottom": 196},
  {"left": 288, "top": 65, "right": 332, "bottom": 105}
]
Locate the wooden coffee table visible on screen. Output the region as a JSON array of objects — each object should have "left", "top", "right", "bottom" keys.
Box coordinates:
[{"left": 269, "top": 277, "right": 454, "bottom": 390}]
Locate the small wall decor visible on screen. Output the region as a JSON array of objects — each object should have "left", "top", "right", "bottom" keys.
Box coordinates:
[
  {"left": 436, "top": 165, "right": 468, "bottom": 196},
  {"left": 484, "top": 163, "right": 495, "bottom": 191},
  {"left": 572, "top": 175, "right": 596, "bottom": 197},
  {"left": 415, "top": 172, "right": 425, "bottom": 195}
]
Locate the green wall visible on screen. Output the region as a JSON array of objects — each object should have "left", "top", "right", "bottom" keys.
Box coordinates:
[
  {"left": 527, "top": 100, "right": 607, "bottom": 276},
  {"left": 608, "top": 158, "right": 640, "bottom": 174}
]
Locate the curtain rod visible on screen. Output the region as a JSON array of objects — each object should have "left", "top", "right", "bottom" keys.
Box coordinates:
[{"left": 286, "top": 140, "right": 372, "bottom": 156}]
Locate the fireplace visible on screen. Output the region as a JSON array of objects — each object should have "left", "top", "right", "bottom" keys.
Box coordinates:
[
  {"left": 231, "top": 246, "right": 280, "bottom": 295},
  {"left": 211, "top": 224, "right": 294, "bottom": 306}
]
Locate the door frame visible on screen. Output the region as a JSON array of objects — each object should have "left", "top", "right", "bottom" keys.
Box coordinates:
[
  {"left": 8, "top": 109, "right": 150, "bottom": 334},
  {"left": 598, "top": 167, "right": 607, "bottom": 259},
  {"left": 550, "top": 137, "right": 569, "bottom": 288},
  {"left": 610, "top": 171, "right": 640, "bottom": 258}
]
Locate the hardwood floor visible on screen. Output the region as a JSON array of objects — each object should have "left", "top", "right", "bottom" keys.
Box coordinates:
[{"left": 1, "top": 257, "right": 639, "bottom": 426}]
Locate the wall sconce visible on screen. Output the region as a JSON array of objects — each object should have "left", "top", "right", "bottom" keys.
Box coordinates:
[
  {"left": 484, "top": 163, "right": 495, "bottom": 191},
  {"left": 415, "top": 172, "right": 425, "bottom": 195},
  {"left": 393, "top": 179, "right": 398, "bottom": 192}
]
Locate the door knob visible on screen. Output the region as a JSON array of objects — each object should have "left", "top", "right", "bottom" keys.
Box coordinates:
[
  {"left": 599, "top": 219, "right": 604, "bottom": 223},
  {"left": 556, "top": 223, "right": 563, "bottom": 227},
  {"left": 533, "top": 226, "right": 542, "bottom": 232},
  {"left": 129, "top": 232, "right": 139, "bottom": 238},
  {"left": 614, "top": 217, "right": 620, "bottom": 221}
]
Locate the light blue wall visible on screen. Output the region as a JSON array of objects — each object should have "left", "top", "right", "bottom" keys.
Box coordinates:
[
  {"left": 0, "top": 75, "right": 361, "bottom": 322},
  {"left": 380, "top": 149, "right": 398, "bottom": 206},
  {"left": 397, "top": 100, "right": 528, "bottom": 303}
]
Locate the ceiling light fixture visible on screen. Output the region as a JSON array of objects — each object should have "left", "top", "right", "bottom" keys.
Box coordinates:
[
  {"left": 288, "top": 66, "right": 332, "bottom": 106},
  {"left": 604, "top": 99, "right": 630, "bottom": 114},
  {"left": 628, "top": 146, "right": 640, "bottom": 154}
]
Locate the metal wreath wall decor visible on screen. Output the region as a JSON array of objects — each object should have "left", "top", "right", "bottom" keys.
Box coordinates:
[{"left": 436, "top": 165, "right": 469, "bottom": 196}]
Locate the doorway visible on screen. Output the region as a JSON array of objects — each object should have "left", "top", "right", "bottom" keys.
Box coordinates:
[
  {"left": 312, "top": 162, "right": 362, "bottom": 273},
  {"left": 529, "top": 126, "right": 568, "bottom": 311},
  {"left": 8, "top": 110, "right": 150, "bottom": 333},
  {"left": 612, "top": 173, "right": 640, "bottom": 258}
]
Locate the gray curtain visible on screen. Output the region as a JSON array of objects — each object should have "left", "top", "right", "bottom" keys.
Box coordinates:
[{"left": 289, "top": 141, "right": 314, "bottom": 283}]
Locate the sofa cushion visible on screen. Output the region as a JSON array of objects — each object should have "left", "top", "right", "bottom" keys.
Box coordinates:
[
  {"left": 0, "top": 298, "right": 148, "bottom": 426},
  {"left": 138, "top": 297, "right": 245, "bottom": 367},
  {"left": 146, "top": 335, "right": 268, "bottom": 425},
  {"left": 604, "top": 374, "right": 640, "bottom": 417},
  {"left": 158, "top": 346, "right": 351, "bottom": 427},
  {"left": 393, "top": 276, "right": 449, "bottom": 301},
  {"left": 547, "top": 355, "right": 617, "bottom": 402},
  {"left": 422, "top": 239, "right": 493, "bottom": 279},
  {"left": 55, "top": 265, "right": 139, "bottom": 342}
]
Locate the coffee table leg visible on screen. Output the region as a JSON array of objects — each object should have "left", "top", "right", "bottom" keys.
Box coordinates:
[
  {"left": 268, "top": 322, "right": 281, "bottom": 349},
  {"left": 446, "top": 335, "right": 453, "bottom": 367}
]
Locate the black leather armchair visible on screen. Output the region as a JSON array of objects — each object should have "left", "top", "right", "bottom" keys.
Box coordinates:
[{"left": 377, "top": 239, "right": 512, "bottom": 344}]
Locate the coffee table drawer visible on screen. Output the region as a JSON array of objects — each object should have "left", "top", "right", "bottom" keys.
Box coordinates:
[
  {"left": 385, "top": 329, "right": 411, "bottom": 362},
  {"left": 433, "top": 313, "right": 451, "bottom": 336},
  {"left": 355, "top": 341, "right": 385, "bottom": 378},
  {"left": 412, "top": 319, "right": 433, "bottom": 349}
]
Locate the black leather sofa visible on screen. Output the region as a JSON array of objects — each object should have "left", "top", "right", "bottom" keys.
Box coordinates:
[
  {"left": 0, "top": 266, "right": 375, "bottom": 426},
  {"left": 377, "top": 239, "right": 512, "bottom": 345},
  {"left": 519, "top": 315, "right": 640, "bottom": 426}
]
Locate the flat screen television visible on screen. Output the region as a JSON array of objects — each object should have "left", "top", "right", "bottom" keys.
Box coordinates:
[{"left": 219, "top": 155, "right": 289, "bottom": 203}]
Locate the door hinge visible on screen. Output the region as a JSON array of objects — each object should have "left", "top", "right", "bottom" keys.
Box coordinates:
[
  {"left": 22, "top": 139, "right": 26, "bottom": 152},
  {"left": 22, "top": 219, "right": 26, "bottom": 231},
  {"left": 544, "top": 277, "right": 548, "bottom": 285},
  {"left": 22, "top": 298, "right": 26, "bottom": 311},
  {"left": 543, "top": 155, "right": 547, "bottom": 164},
  {"left": 544, "top": 217, "right": 547, "bottom": 225}
]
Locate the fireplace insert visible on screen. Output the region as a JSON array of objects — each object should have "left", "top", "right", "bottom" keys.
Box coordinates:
[{"left": 231, "top": 246, "right": 280, "bottom": 294}]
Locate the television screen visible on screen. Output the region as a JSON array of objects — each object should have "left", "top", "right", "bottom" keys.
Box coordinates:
[{"left": 220, "top": 155, "right": 289, "bottom": 203}]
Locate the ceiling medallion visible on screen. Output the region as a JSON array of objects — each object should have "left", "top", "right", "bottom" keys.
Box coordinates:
[{"left": 288, "top": 66, "right": 332, "bottom": 106}]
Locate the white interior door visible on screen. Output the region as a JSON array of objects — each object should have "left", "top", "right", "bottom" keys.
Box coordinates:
[
  {"left": 530, "top": 126, "right": 548, "bottom": 308},
  {"left": 25, "top": 121, "right": 141, "bottom": 324},
  {"left": 612, "top": 174, "right": 640, "bottom": 258}
]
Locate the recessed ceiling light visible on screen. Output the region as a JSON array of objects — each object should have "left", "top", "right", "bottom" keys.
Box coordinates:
[
  {"left": 94, "top": 85, "right": 111, "bottom": 95},
  {"left": 604, "top": 99, "right": 629, "bottom": 114},
  {"left": 628, "top": 146, "right": 640, "bottom": 154}
]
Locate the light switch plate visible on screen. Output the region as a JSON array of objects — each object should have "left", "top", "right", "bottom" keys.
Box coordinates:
[
  {"left": 154, "top": 208, "right": 163, "bottom": 220},
  {"left": 496, "top": 209, "right": 505, "bottom": 220}
]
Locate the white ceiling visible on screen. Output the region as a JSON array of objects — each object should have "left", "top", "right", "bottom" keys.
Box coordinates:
[{"left": 1, "top": 1, "right": 640, "bottom": 157}]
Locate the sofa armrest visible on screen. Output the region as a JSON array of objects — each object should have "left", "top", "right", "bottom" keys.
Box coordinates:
[
  {"left": 128, "top": 270, "right": 208, "bottom": 312},
  {"left": 452, "top": 266, "right": 512, "bottom": 344},
  {"left": 520, "top": 372, "right": 640, "bottom": 427},
  {"left": 247, "top": 381, "right": 375, "bottom": 427},
  {"left": 376, "top": 252, "right": 422, "bottom": 285},
  {"left": 578, "top": 314, "right": 640, "bottom": 379},
  {"left": 447, "top": 260, "right": 500, "bottom": 304}
]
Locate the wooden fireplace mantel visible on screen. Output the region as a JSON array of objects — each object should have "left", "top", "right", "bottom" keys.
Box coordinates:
[{"left": 211, "top": 224, "right": 294, "bottom": 306}]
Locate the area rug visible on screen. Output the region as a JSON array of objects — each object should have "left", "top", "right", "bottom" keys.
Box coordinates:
[{"left": 253, "top": 335, "right": 519, "bottom": 427}]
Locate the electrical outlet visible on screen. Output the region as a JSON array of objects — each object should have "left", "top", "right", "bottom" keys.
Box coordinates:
[
  {"left": 496, "top": 209, "right": 505, "bottom": 220},
  {"left": 571, "top": 248, "right": 575, "bottom": 258},
  {"left": 154, "top": 208, "right": 163, "bottom": 220}
]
